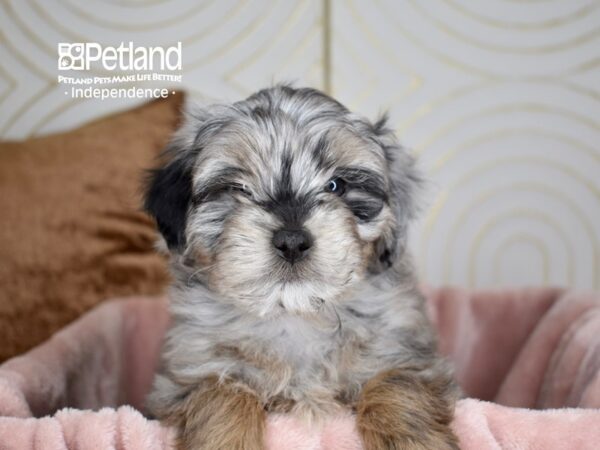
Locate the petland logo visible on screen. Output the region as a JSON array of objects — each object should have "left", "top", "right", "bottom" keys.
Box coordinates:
[
  {"left": 57, "top": 42, "right": 182, "bottom": 71},
  {"left": 57, "top": 41, "right": 183, "bottom": 100}
]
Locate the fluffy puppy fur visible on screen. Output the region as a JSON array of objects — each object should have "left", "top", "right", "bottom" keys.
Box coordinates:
[{"left": 145, "top": 85, "right": 459, "bottom": 449}]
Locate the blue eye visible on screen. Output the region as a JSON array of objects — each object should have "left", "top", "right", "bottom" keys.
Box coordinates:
[{"left": 326, "top": 178, "right": 346, "bottom": 195}]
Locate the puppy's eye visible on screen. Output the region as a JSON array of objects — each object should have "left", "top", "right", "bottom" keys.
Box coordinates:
[
  {"left": 325, "top": 178, "right": 346, "bottom": 196},
  {"left": 230, "top": 183, "right": 252, "bottom": 198}
]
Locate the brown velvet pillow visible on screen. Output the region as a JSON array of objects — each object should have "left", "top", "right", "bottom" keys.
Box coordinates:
[{"left": 0, "top": 94, "right": 184, "bottom": 362}]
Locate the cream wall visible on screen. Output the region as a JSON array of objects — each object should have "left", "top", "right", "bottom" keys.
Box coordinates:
[{"left": 1, "top": 0, "right": 599, "bottom": 289}]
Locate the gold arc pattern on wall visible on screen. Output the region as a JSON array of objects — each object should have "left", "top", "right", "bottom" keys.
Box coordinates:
[
  {"left": 338, "top": 0, "right": 599, "bottom": 289},
  {"left": 491, "top": 234, "right": 551, "bottom": 285},
  {"left": 0, "top": 0, "right": 320, "bottom": 137}
]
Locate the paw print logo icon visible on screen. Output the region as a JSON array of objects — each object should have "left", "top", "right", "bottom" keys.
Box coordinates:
[
  {"left": 58, "top": 43, "right": 85, "bottom": 70},
  {"left": 60, "top": 56, "right": 72, "bottom": 68}
]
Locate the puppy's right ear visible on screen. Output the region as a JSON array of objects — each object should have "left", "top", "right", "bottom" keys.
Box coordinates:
[{"left": 144, "top": 152, "right": 192, "bottom": 251}]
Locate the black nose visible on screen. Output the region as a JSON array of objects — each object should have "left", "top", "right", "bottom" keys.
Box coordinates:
[{"left": 272, "top": 228, "right": 312, "bottom": 263}]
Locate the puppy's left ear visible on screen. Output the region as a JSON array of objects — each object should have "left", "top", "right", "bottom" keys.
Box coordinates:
[
  {"left": 144, "top": 103, "right": 229, "bottom": 252},
  {"left": 144, "top": 146, "right": 193, "bottom": 251},
  {"left": 369, "top": 115, "right": 422, "bottom": 272}
]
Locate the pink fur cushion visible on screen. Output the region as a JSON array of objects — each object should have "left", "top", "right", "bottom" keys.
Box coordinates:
[{"left": 1, "top": 288, "right": 599, "bottom": 449}]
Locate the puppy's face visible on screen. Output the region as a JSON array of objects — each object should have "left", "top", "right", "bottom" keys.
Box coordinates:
[{"left": 146, "top": 87, "right": 419, "bottom": 317}]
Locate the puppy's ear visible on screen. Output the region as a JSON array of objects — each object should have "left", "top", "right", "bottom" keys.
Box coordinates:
[
  {"left": 369, "top": 114, "right": 422, "bottom": 272},
  {"left": 144, "top": 103, "right": 230, "bottom": 251},
  {"left": 144, "top": 149, "right": 193, "bottom": 251}
]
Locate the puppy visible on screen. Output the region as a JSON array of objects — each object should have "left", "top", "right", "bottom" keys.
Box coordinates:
[{"left": 145, "top": 85, "right": 459, "bottom": 450}]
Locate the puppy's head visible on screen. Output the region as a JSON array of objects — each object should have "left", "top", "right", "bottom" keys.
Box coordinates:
[{"left": 145, "top": 86, "right": 420, "bottom": 316}]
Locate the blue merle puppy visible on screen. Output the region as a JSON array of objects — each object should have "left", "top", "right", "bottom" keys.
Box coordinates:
[{"left": 145, "top": 85, "right": 458, "bottom": 450}]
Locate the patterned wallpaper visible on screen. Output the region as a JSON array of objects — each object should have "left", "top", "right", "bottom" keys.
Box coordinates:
[{"left": 1, "top": 0, "right": 599, "bottom": 289}]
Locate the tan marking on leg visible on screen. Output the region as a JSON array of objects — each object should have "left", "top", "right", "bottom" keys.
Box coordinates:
[
  {"left": 356, "top": 369, "right": 459, "bottom": 450},
  {"left": 163, "top": 377, "right": 265, "bottom": 450}
]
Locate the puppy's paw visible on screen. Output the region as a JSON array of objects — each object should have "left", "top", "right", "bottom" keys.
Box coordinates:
[
  {"left": 176, "top": 424, "right": 263, "bottom": 450},
  {"left": 359, "top": 427, "right": 458, "bottom": 450},
  {"left": 161, "top": 378, "right": 265, "bottom": 450},
  {"left": 176, "top": 422, "right": 264, "bottom": 450},
  {"left": 356, "top": 369, "right": 459, "bottom": 450}
]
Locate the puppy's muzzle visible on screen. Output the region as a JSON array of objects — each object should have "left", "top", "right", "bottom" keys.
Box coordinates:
[{"left": 272, "top": 228, "right": 312, "bottom": 264}]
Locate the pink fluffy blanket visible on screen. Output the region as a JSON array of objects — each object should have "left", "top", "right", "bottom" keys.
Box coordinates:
[{"left": 1, "top": 288, "right": 600, "bottom": 449}]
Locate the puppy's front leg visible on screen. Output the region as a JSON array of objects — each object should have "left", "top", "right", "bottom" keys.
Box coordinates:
[
  {"left": 356, "top": 369, "right": 458, "bottom": 450},
  {"left": 166, "top": 377, "right": 265, "bottom": 450}
]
